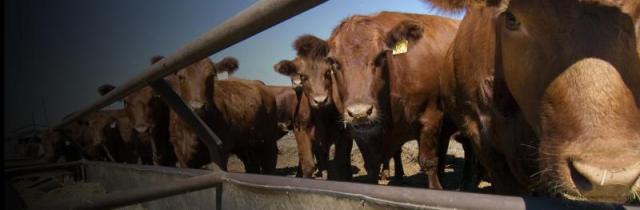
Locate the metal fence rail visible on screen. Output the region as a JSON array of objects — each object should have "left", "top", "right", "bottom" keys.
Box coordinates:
[{"left": 54, "top": 0, "right": 327, "bottom": 130}]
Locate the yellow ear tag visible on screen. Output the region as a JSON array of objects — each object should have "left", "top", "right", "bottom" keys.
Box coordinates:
[{"left": 392, "top": 39, "right": 408, "bottom": 55}]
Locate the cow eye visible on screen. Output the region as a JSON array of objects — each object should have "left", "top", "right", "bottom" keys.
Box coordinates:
[
  {"left": 300, "top": 74, "right": 308, "bottom": 81},
  {"left": 178, "top": 75, "right": 186, "bottom": 83},
  {"left": 327, "top": 58, "right": 341, "bottom": 71},
  {"left": 505, "top": 11, "right": 520, "bottom": 31},
  {"left": 325, "top": 72, "right": 331, "bottom": 80}
]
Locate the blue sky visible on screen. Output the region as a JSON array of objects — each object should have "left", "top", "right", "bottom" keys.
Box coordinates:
[{"left": 4, "top": 0, "right": 463, "bottom": 134}]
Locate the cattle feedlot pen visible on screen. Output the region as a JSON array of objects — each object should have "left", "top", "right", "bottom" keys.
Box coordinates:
[{"left": 24, "top": 0, "right": 638, "bottom": 209}]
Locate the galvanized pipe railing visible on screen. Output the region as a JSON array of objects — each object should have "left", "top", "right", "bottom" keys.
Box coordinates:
[
  {"left": 40, "top": 172, "right": 225, "bottom": 210},
  {"left": 54, "top": 0, "right": 327, "bottom": 130},
  {"left": 10, "top": 161, "right": 638, "bottom": 210}
]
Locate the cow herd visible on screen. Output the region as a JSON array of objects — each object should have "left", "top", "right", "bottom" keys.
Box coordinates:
[{"left": 39, "top": 0, "right": 639, "bottom": 205}]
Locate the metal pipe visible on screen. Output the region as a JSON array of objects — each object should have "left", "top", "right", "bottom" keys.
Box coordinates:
[
  {"left": 37, "top": 172, "right": 225, "bottom": 210},
  {"left": 223, "top": 172, "right": 638, "bottom": 210},
  {"left": 54, "top": 0, "right": 327, "bottom": 129},
  {"left": 5, "top": 160, "right": 83, "bottom": 177}
]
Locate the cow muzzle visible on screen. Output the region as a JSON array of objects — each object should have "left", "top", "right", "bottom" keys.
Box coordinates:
[
  {"left": 344, "top": 103, "right": 378, "bottom": 131},
  {"left": 311, "top": 95, "right": 328, "bottom": 107},
  {"left": 135, "top": 125, "right": 150, "bottom": 133},
  {"left": 189, "top": 101, "right": 205, "bottom": 111}
]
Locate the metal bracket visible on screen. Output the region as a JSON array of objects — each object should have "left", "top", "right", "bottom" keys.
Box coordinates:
[{"left": 148, "top": 79, "right": 223, "bottom": 169}]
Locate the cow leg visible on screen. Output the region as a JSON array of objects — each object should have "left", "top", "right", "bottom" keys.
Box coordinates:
[
  {"left": 333, "top": 135, "right": 353, "bottom": 181},
  {"left": 243, "top": 148, "right": 262, "bottom": 173},
  {"left": 354, "top": 138, "right": 382, "bottom": 184},
  {"left": 312, "top": 142, "right": 328, "bottom": 179},
  {"left": 259, "top": 141, "right": 278, "bottom": 175},
  {"left": 380, "top": 157, "right": 391, "bottom": 181},
  {"left": 294, "top": 127, "right": 316, "bottom": 178},
  {"left": 418, "top": 107, "right": 444, "bottom": 189},
  {"left": 393, "top": 151, "right": 404, "bottom": 179},
  {"left": 458, "top": 134, "right": 480, "bottom": 191},
  {"left": 137, "top": 142, "right": 152, "bottom": 165}
]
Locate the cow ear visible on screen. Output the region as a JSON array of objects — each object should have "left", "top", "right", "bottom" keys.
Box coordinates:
[
  {"left": 423, "top": 0, "right": 503, "bottom": 12},
  {"left": 215, "top": 57, "right": 239, "bottom": 74},
  {"left": 150, "top": 55, "right": 164, "bottom": 64},
  {"left": 274, "top": 60, "right": 297, "bottom": 76},
  {"left": 293, "top": 35, "right": 328, "bottom": 59},
  {"left": 98, "top": 84, "right": 116, "bottom": 96},
  {"left": 386, "top": 20, "right": 424, "bottom": 50}
]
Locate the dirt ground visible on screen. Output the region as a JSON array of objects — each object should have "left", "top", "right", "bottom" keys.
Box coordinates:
[{"left": 226, "top": 132, "right": 492, "bottom": 192}]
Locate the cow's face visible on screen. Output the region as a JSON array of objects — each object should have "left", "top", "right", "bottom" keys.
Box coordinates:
[
  {"left": 328, "top": 18, "right": 423, "bottom": 135},
  {"left": 495, "top": 0, "right": 640, "bottom": 202},
  {"left": 275, "top": 35, "right": 334, "bottom": 108},
  {"left": 81, "top": 112, "right": 114, "bottom": 157},
  {"left": 275, "top": 59, "right": 334, "bottom": 108},
  {"left": 175, "top": 58, "right": 216, "bottom": 115},
  {"left": 123, "top": 87, "right": 156, "bottom": 135}
]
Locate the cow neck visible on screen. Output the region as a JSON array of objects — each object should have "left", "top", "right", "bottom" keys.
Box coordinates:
[
  {"left": 382, "top": 50, "right": 396, "bottom": 126},
  {"left": 292, "top": 87, "right": 303, "bottom": 126}
]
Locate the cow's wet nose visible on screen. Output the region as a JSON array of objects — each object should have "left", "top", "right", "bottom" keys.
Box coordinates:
[
  {"left": 346, "top": 104, "right": 374, "bottom": 120},
  {"left": 312, "top": 95, "right": 328, "bottom": 106},
  {"left": 569, "top": 160, "right": 640, "bottom": 197},
  {"left": 135, "top": 125, "right": 149, "bottom": 133},
  {"left": 189, "top": 101, "right": 205, "bottom": 111}
]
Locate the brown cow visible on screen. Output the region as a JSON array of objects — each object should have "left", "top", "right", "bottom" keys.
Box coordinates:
[
  {"left": 41, "top": 122, "right": 85, "bottom": 162},
  {"left": 266, "top": 85, "right": 300, "bottom": 133},
  {"left": 168, "top": 56, "right": 247, "bottom": 169},
  {"left": 42, "top": 87, "right": 137, "bottom": 163},
  {"left": 427, "top": 0, "right": 640, "bottom": 203},
  {"left": 118, "top": 56, "right": 176, "bottom": 166},
  {"left": 86, "top": 86, "right": 137, "bottom": 163},
  {"left": 169, "top": 55, "right": 293, "bottom": 173},
  {"left": 81, "top": 109, "right": 137, "bottom": 163},
  {"left": 274, "top": 35, "right": 353, "bottom": 180},
  {"left": 196, "top": 79, "right": 285, "bottom": 174},
  {"left": 41, "top": 111, "right": 132, "bottom": 163},
  {"left": 327, "top": 12, "right": 461, "bottom": 187}
]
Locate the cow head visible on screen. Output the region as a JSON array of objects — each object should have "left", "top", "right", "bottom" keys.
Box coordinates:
[
  {"left": 79, "top": 112, "right": 116, "bottom": 159},
  {"left": 328, "top": 16, "right": 423, "bottom": 135},
  {"left": 174, "top": 56, "right": 238, "bottom": 115},
  {"left": 275, "top": 35, "right": 334, "bottom": 108},
  {"left": 429, "top": 0, "right": 640, "bottom": 203},
  {"left": 119, "top": 56, "right": 166, "bottom": 135}
]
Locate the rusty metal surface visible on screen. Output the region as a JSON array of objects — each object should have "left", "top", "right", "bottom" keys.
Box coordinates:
[
  {"left": 54, "top": 0, "right": 328, "bottom": 130},
  {"left": 149, "top": 79, "right": 223, "bottom": 166}
]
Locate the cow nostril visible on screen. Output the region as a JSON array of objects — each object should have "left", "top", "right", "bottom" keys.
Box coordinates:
[
  {"left": 365, "top": 105, "right": 373, "bottom": 116},
  {"left": 190, "top": 101, "right": 205, "bottom": 110},
  {"left": 569, "top": 162, "right": 593, "bottom": 192},
  {"left": 347, "top": 110, "right": 355, "bottom": 118},
  {"left": 135, "top": 126, "right": 149, "bottom": 133}
]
